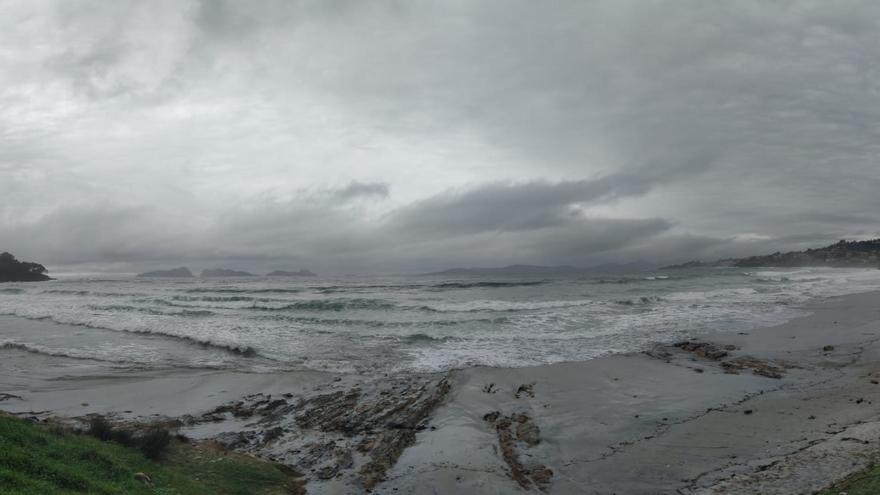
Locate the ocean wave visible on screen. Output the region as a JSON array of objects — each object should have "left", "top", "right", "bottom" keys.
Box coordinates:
[
  {"left": 419, "top": 299, "right": 595, "bottom": 313},
  {"left": 614, "top": 296, "right": 666, "bottom": 306},
  {"left": 183, "top": 288, "right": 303, "bottom": 294},
  {"left": 0, "top": 288, "right": 25, "bottom": 294},
  {"left": 314, "top": 284, "right": 425, "bottom": 293},
  {"left": 256, "top": 314, "right": 508, "bottom": 328},
  {"left": 402, "top": 333, "right": 459, "bottom": 344},
  {"left": 40, "top": 289, "right": 145, "bottom": 298},
  {"left": 246, "top": 298, "right": 398, "bottom": 312},
  {"left": 170, "top": 295, "right": 262, "bottom": 302},
  {"left": 428, "top": 280, "right": 547, "bottom": 290},
  {"left": 0, "top": 312, "right": 257, "bottom": 358},
  {"left": 88, "top": 304, "right": 215, "bottom": 317},
  {"left": 0, "top": 340, "right": 132, "bottom": 364},
  {"left": 593, "top": 278, "right": 635, "bottom": 284}
]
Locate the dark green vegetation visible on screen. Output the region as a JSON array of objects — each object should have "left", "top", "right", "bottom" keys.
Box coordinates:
[
  {"left": 664, "top": 238, "right": 880, "bottom": 269},
  {"left": 85, "top": 416, "right": 170, "bottom": 460},
  {"left": 819, "top": 463, "right": 880, "bottom": 495},
  {"left": 0, "top": 414, "right": 304, "bottom": 495},
  {"left": 0, "top": 252, "right": 50, "bottom": 282}
]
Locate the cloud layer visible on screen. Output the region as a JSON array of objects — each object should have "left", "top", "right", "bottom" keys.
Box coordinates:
[{"left": 1, "top": 1, "right": 878, "bottom": 273}]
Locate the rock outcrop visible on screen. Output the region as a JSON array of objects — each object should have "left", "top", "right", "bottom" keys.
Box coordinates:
[{"left": 0, "top": 252, "right": 51, "bottom": 282}]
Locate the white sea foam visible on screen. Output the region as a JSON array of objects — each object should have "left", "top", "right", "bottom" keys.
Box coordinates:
[{"left": 1, "top": 267, "right": 880, "bottom": 373}]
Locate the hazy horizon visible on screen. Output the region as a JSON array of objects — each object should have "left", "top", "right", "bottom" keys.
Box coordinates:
[{"left": 3, "top": 1, "right": 879, "bottom": 275}]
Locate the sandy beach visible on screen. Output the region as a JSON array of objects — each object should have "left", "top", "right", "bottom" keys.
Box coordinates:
[{"left": 3, "top": 291, "right": 880, "bottom": 494}]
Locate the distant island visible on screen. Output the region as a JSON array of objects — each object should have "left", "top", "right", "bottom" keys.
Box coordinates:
[
  {"left": 663, "top": 239, "right": 880, "bottom": 269},
  {"left": 201, "top": 268, "right": 256, "bottom": 277},
  {"left": 266, "top": 269, "right": 317, "bottom": 277},
  {"left": 425, "top": 261, "right": 656, "bottom": 276},
  {"left": 0, "top": 252, "right": 51, "bottom": 282},
  {"left": 136, "top": 267, "right": 194, "bottom": 278}
]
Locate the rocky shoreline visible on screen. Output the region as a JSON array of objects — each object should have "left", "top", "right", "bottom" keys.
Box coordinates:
[{"left": 4, "top": 291, "right": 880, "bottom": 493}]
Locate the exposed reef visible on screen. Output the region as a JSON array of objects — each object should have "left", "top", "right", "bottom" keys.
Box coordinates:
[{"left": 177, "top": 374, "right": 451, "bottom": 491}]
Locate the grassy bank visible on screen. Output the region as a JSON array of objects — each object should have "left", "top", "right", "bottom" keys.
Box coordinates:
[
  {"left": 0, "top": 413, "right": 304, "bottom": 494},
  {"left": 818, "top": 464, "right": 880, "bottom": 495}
]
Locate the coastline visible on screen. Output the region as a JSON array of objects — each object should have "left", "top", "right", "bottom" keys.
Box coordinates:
[{"left": 2, "top": 291, "right": 880, "bottom": 493}]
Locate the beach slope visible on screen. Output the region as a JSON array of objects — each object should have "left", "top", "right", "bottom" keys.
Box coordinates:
[{"left": 3, "top": 292, "right": 880, "bottom": 493}]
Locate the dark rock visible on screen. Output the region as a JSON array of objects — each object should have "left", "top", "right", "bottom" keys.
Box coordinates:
[
  {"left": 673, "top": 341, "right": 729, "bottom": 361},
  {"left": 721, "top": 356, "right": 790, "bottom": 379},
  {"left": 483, "top": 411, "right": 552, "bottom": 490},
  {"left": 133, "top": 472, "right": 153, "bottom": 487},
  {"left": 515, "top": 383, "right": 535, "bottom": 399},
  {"left": 0, "top": 252, "right": 51, "bottom": 282},
  {"left": 483, "top": 411, "right": 501, "bottom": 423}
]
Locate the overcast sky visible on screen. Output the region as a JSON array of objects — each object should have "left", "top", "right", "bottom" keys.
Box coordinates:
[{"left": 2, "top": 0, "right": 879, "bottom": 274}]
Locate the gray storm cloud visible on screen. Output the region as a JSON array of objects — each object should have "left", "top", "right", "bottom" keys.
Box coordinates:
[{"left": 1, "top": 1, "right": 878, "bottom": 274}]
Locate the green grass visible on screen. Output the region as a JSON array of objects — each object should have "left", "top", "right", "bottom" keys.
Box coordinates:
[
  {"left": 0, "top": 413, "right": 304, "bottom": 495},
  {"left": 817, "top": 463, "right": 880, "bottom": 495}
]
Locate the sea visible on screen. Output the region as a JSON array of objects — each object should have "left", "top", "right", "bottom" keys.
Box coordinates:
[{"left": 2, "top": 267, "right": 880, "bottom": 375}]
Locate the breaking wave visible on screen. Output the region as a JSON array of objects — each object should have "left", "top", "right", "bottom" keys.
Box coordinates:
[
  {"left": 0, "top": 340, "right": 131, "bottom": 364},
  {"left": 0, "top": 312, "right": 260, "bottom": 358},
  {"left": 428, "top": 280, "right": 548, "bottom": 290},
  {"left": 420, "top": 299, "right": 596, "bottom": 312},
  {"left": 246, "top": 298, "right": 399, "bottom": 312},
  {"left": 614, "top": 296, "right": 666, "bottom": 306},
  {"left": 256, "top": 314, "right": 508, "bottom": 328},
  {"left": 402, "top": 333, "right": 459, "bottom": 344},
  {"left": 88, "top": 304, "right": 214, "bottom": 317},
  {"left": 183, "top": 288, "right": 303, "bottom": 294}
]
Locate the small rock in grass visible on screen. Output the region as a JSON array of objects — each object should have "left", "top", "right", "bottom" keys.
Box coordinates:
[{"left": 134, "top": 472, "right": 153, "bottom": 486}]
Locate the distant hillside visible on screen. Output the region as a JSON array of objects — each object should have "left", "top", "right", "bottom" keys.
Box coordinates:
[
  {"left": 0, "top": 252, "right": 51, "bottom": 282},
  {"left": 425, "top": 261, "right": 656, "bottom": 276},
  {"left": 201, "top": 268, "right": 256, "bottom": 277},
  {"left": 266, "top": 269, "right": 316, "bottom": 277},
  {"left": 663, "top": 239, "right": 880, "bottom": 269},
  {"left": 136, "top": 267, "right": 194, "bottom": 278}
]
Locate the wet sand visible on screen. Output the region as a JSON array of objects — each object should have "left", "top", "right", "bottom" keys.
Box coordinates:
[{"left": 3, "top": 291, "right": 880, "bottom": 494}]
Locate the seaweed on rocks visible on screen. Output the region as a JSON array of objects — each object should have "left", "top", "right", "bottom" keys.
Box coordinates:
[
  {"left": 484, "top": 411, "right": 553, "bottom": 490},
  {"left": 187, "top": 374, "right": 452, "bottom": 491}
]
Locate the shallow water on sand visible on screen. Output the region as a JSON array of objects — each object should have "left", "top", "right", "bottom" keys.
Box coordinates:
[{"left": 2, "top": 267, "right": 880, "bottom": 373}]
